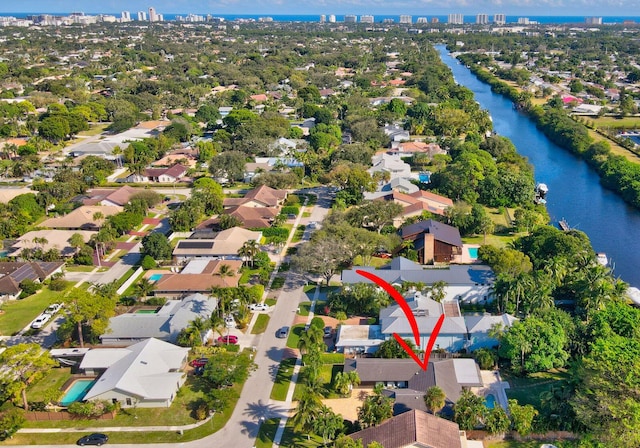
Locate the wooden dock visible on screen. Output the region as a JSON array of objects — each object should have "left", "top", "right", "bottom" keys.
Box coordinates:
[{"left": 558, "top": 219, "right": 570, "bottom": 231}]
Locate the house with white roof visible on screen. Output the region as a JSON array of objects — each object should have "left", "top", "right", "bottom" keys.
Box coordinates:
[
  {"left": 100, "top": 293, "right": 217, "bottom": 345},
  {"left": 80, "top": 338, "right": 189, "bottom": 408}
]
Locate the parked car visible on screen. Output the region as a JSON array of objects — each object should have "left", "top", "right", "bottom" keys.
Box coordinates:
[
  {"left": 249, "top": 303, "right": 269, "bottom": 311},
  {"left": 287, "top": 213, "right": 297, "bottom": 219},
  {"left": 193, "top": 366, "right": 205, "bottom": 376},
  {"left": 46, "top": 303, "right": 63, "bottom": 314},
  {"left": 217, "top": 335, "right": 239, "bottom": 345},
  {"left": 77, "top": 433, "right": 108, "bottom": 446},
  {"left": 224, "top": 315, "right": 236, "bottom": 328},
  {"left": 189, "top": 358, "right": 209, "bottom": 368},
  {"left": 31, "top": 313, "right": 51, "bottom": 329},
  {"left": 373, "top": 251, "right": 392, "bottom": 259},
  {"left": 277, "top": 326, "right": 290, "bottom": 338},
  {"left": 323, "top": 326, "right": 333, "bottom": 338}
]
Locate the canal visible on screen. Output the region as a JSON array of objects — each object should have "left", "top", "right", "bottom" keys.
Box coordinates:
[{"left": 437, "top": 45, "right": 640, "bottom": 287}]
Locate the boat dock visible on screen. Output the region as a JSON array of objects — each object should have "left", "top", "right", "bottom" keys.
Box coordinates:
[{"left": 558, "top": 219, "right": 571, "bottom": 231}]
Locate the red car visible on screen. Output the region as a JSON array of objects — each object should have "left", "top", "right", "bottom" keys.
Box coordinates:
[
  {"left": 189, "top": 357, "right": 208, "bottom": 368},
  {"left": 217, "top": 335, "right": 239, "bottom": 345}
]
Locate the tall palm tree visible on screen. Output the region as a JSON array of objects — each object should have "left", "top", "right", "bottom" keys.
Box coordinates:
[
  {"left": 291, "top": 387, "right": 323, "bottom": 435},
  {"left": 216, "top": 264, "right": 235, "bottom": 278},
  {"left": 135, "top": 277, "right": 156, "bottom": 300}
]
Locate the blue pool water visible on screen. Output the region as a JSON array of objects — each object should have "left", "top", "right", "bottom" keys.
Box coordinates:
[
  {"left": 468, "top": 247, "right": 479, "bottom": 259},
  {"left": 60, "top": 379, "right": 96, "bottom": 406},
  {"left": 485, "top": 394, "right": 496, "bottom": 409},
  {"left": 149, "top": 273, "right": 163, "bottom": 281},
  {"left": 418, "top": 172, "right": 431, "bottom": 183}
]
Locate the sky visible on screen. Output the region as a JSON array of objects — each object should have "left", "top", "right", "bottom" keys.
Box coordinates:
[{"left": 2, "top": 0, "right": 640, "bottom": 16}]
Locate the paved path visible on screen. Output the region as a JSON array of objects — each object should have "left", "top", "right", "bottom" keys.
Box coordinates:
[{"left": 10, "top": 187, "right": 334, "bottom": 448}]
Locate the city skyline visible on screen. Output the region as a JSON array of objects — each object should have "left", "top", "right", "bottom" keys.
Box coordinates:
[{"left": 2, "top": 0, "right": 640, "bottom": 16}]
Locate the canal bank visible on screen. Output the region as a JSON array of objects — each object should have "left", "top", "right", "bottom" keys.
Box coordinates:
[{"left": 437, "top": 45, "right": 640, "bottom": 288}]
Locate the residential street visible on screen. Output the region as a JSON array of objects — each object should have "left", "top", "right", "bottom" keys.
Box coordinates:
[{"left": 10, "top": 187, "right": 333, "bottom": 448}]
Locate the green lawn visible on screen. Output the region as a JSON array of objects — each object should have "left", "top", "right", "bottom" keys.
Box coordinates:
[
  {"left": 592, "top": 116, "right": 640, "bottom": 128},
  {"left": 279, "top": 419, "right": 324, "bottom": 447},
  {"left": 64, "top": 265, "right": 98, "bottom": 273},
  {"left": 487, "top": 441, "right": 579, "bottom": 448},
  {"left": 270, "top": 358, "right": 298, "bottom": 401},
  {"left": 293, "top": 364, "right": 340, "bottom": 400},
  {"left": 265, "top": 298, "right": 277, "bottom": 307},
  {"left": 78, "top": 124, "right": 109, "bottom": 136},
  {"left": 255, "top": 418, "right": 280, "bottom": 448},
  {"left": 239, "top": 268, "right": 260, "bottom": 285},
  {"left": 26, "top": 368, "right": 72, "bottom": 402},
  {"left": 291, "top": 225, "right": 306, "bottom": 243},
  {"left": 352, "top": 255, "right": 391, "bottom": 268},
  {"left": 298, "top": 301, "right": 312, "bottom": 316},
  {"left": 503, "top": 369, "right": 570, "bottom": 410},
  {"left": 286, "top": 324, "right": 306, "bottom": 349},
  {"left": 251, "top": 314, "right": 270, "bottom": 334},
  {"left": 0, "top": 287, "right": 68, "bottom": 336}
]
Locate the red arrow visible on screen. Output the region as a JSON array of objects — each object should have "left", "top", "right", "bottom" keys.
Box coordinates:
[{"left": 356, "top": 269, "right": 446, "bottom": 371}]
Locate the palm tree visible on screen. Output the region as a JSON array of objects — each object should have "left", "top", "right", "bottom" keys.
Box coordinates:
[
  {"left": 424, "top": 386, "right": 446, "bottom": 415},
  {"left": 135, "top": 277, "right": 156, "bottom": 300},
  {"left": 291, "top": 387, "right": 323, "bottom": 435},
  {"left": 92, "top": 211, "right": 105, "bottom": 229},
  {"left": 216, "top": 263, "right": 235, "bottom": 278}
]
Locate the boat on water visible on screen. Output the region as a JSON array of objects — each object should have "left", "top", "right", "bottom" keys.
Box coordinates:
[
  {"left": 558, "top": 219, "right": 571, "bottom": 231},
  {"left": 535, "top": 183, "right": 548, "bottom": 205},
  {"left": 597, "top": 252, "right": 609, "bottom": 267}
]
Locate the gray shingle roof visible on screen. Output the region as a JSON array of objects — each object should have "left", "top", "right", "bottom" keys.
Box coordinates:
[
  {"left": 342, "top": 263, "right": 495, "bottom": 286},
  {"left": 401, "top": 219, "right": 463, "bottom": 247}
]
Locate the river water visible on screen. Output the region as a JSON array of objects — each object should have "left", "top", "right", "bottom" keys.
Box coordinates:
[{"left": 437, "top": 45, "right": 640, "bottom": 288}]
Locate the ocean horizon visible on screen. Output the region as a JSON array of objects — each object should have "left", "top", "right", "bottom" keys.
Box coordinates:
[{"left": 1, "top": 13, "right": 640, "bottom": 24}]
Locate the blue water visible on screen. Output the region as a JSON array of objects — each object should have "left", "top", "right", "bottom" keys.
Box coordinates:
[
  {"left": 438, "top": 45, "right": 640, "bottom": 288},
  {"left": 2, "top": 13, "right": 640, "bottom": 24},
  {"left": 419, "top": 172, "right": 431, "bottom": 183},
  {"left": 60, "top": 379, "right": 96, "bottom": 406},
  {"left": 468, "top": 247, "right": 479, "bottom": 259},
  {"left": 149, "top": 273, "right": 163, "bottom": 281},
  {"left": 485, "top": 394, "right": 496, "bottom": 409}
]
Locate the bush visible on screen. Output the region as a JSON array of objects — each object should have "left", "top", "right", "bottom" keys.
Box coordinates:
[
  {"left": 0, "top": 409, "right": 25, "bottom": 440},
  {"left": 145, "top": 297, "right": 167, "bottom": 306},
  {"left": 74, "top": 245, "right": 94, "bottom": 265},
  {"left": 195, "top": 402, "right": 209, "bottom": 421},
  {"left": 280, "top": 205, "right": 300, "bottom": 216},
  {"left": 284, "top": 194, "right": 300, "bottom": 205},
  {"left": 271, "top": 277, "right": 285, "bottom": 289},
  {"left": 310, "top": 316, "right": 324, "bottom": 329},
  {"left": 473, "top": 348, "right": 497, "bottom": 370},
  {"left": 253, "top": 251, "right": 271, "bottom": 269},
  {"left": 248, "top": 284, "right": 265, "bottom": 302},
  {"left": 67, "top": 400, "right": 115, "bottom": 418},
  {"left": 141, "top": 255, "right": 156, "bottom": 270},
  {"left": 49, "top": 278, "right": 70, "bottom": 291},
  {"left": 19, "top": 279, "right": 41, "bottom": 297}
]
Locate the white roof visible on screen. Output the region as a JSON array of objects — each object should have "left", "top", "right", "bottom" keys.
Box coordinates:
[
  {"left": 83, "top": 338, "right": 189, "bottom": 401},
  {"left": 464, "top": 314, "right": 517, "bottom": 333},
  {"left": 452, "top": 358, "right": 483, "bottom": 385},
  {"left": 181, "top": 259, "right": 211, "bottom": 274}
]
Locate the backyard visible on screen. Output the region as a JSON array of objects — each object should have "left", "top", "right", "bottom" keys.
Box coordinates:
[{"left": 0, "top": 286, "right": 68, "bottom": 336}]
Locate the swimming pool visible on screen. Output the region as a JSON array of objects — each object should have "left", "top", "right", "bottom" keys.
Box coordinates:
[
  {"left": 468, "top": 247, "right": 479, "bottom": 259},
  {"left": 60, "top": 379, "right": 96, "bottom": 406},
  {"left": 135, "top": 308, "right": 159, "bottom": 314},
  {"left": 418, "top": 172, "right": 431, "bottom": 183},
  {"left": 485, "top": 394, "right": 496, "bottom": 409},
  {"left": 149, "top": 273, "right": 163, "bottom": 281}
]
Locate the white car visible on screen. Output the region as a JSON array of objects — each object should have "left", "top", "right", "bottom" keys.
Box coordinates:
[
  {"left": 249, "top": 303, "right": 269, "bottom": 312},
  {"left": 31, "top": 313, "right": 52, "bottom": 329},
  {"left": 46, "top": 303, "right": 63, "bottom": 314},
  {"left": 224, "top": 315, "right": 236, "bottom": 328}
]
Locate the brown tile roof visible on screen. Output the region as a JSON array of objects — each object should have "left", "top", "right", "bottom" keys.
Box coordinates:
[
  {"left": 410, "top": 190, "right": 454, "bottom": 208},
  {"left": 228, "top": 206, "right": 278, "bottom": 228},
  {"left": 244, "top": 185, "right": 287, "bottom": 206},
  {"left": 349, "top": 409, "right": 464, "bottom": 448},
  {"left": 41, "top": 205, "right": 122, "bottom": 230},
  {"left": 83, "top": 186, "right": 143, "bottom": 206},
  {"left": 154, "top": 260, "right": 242, "bottom": 292}
]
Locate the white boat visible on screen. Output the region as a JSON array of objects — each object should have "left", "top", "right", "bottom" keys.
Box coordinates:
[
  {"left": 534, "top": 183, "right": 548, "bottom": 204},
  {"left": 596, "top": 252, "right": 608, "bottom": 267},
  {"left": 627, "top": 287, "right": 640, "bottom": 306}
]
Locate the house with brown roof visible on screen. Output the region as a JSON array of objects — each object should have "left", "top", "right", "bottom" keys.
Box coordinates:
[
  {"left": 198, "top": 207, "right": 278, "bottom": 230},
  {"left": 223, "top": 185, "right": 287, "bottom": 209},
  {"left": 348, "top": 409, "right": 468, "bottom": 448},
  {"left": 120, "top": 164, "right": 187, "bottom": 184},
  {"left": 81, "top": 186, "right": 144, "bottom": 207},
  {"left": 401, "top": 220, "right": 463, "bottom": 264},
  {"left": 41, "top": 205, "right": 122, "bottom": 230},
  {"left": 369, "top": 190, "right": 453, "bottom": 227},
  {"left": 8, "top": 230, "right": 95, "bottom": 258},
  {"left": 0, "top": 261, "right": 64, "bottom": 300},
  {"left": 391, "top": 141, "right": 446, "bottom": 157},
  {"left": 172, "top": 227, "right": 262, "bottom": 263},
  {"left": 153, "top": 260, "right": 242, "bottom": 297}
]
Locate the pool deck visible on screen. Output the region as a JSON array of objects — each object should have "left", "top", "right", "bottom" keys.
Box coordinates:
[
  {"left": 456, "top": 243, "right": 481, "bottom": 264},
  {"left": 471, "top": 369, "right": 510, "bottom": 411},
  {"left": 143, "top": 269, "right": 171, "bottom": 281}
]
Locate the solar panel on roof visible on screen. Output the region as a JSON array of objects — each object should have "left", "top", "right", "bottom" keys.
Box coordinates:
[{"left": 177, "top": 241, "right": 215, "bottom": 249}]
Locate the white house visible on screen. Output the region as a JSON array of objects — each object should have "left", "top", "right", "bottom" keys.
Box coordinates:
[{"left": 80, "top": 338, "right": 189, "bottom": 408}]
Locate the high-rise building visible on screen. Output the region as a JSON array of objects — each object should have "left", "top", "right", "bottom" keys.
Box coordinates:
[
  {"left": 494, "top": 13, "right": 506, "bottom": 25},
  {"left": 360, "top": 15, "right": 374, "bottom": 23},
  {"left": 320, "top": 15, "right": 325, "bottom": 23},
  {"left": 148, "top": 7, "right": 157, "bottom": 22},
  {"left": 137, "top": 11, "right": 147, "bottom": 21},
  {"left": 399, "top": 15, "right": 412, "bottom": 24},
  {"left": 328, "top": 14, "right": 336, "bottom": 23},
  {"left": 585, "top": 17, "right": 602, "bottom": 25},
  {"left": 476, "top": 14, "right": 489, "bottom": 24},
  {"left": 448, "top": 13, "right": 463, "bottom": 24},
  {"left": 344, "top": 15, "right": 357, "bottom": 23},
  {"left": 431, "top": 17, "right": 439, "bottom": 23},
  {"left": 416, "top": 17, "right": 427, "bottom": 24},
  {"left": 121, "top": 11, "right": 130, "bottom": 22},
  {"left": 156, "top": 14, "right": 164, "bottom": 22},
  {"left": 517, "top": 17, "right": 530, "bottom": 25}
]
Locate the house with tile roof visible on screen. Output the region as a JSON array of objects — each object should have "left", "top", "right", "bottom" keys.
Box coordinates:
[
  {"left": 100, "top": 293, "right": 217, "bottom": 345},
  {"left": 8, "top": 230, "right": 95, "bottom": 258},
  {"left": 0, "top": 188, "right": 32, "bottom": 204},
  {"left": 40, "top": 205, "right": 122, "bottom": 230},
  {"left": 366, "top": 190, "right": 454, "bottom": 226},
  {"left": 153, "top": 260, "right": 243, "bottom": 297},
  {"left": 223, "top": 185, "right": 287, "bottom": 209},
  {"left": 80, "top": 338, "right": 189, "bottom": 408},
  {"left": 172, "top": 227, "right": 262, "bottom": 263},
  {"left": 197, "top": 206, "right": 278, "bottom": 230},
  {"left": 347, "top": 408, "right": 468, "bottom": 448},
  {"left": 80, "top": 186, "right": 144, "bottom": 207}
]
